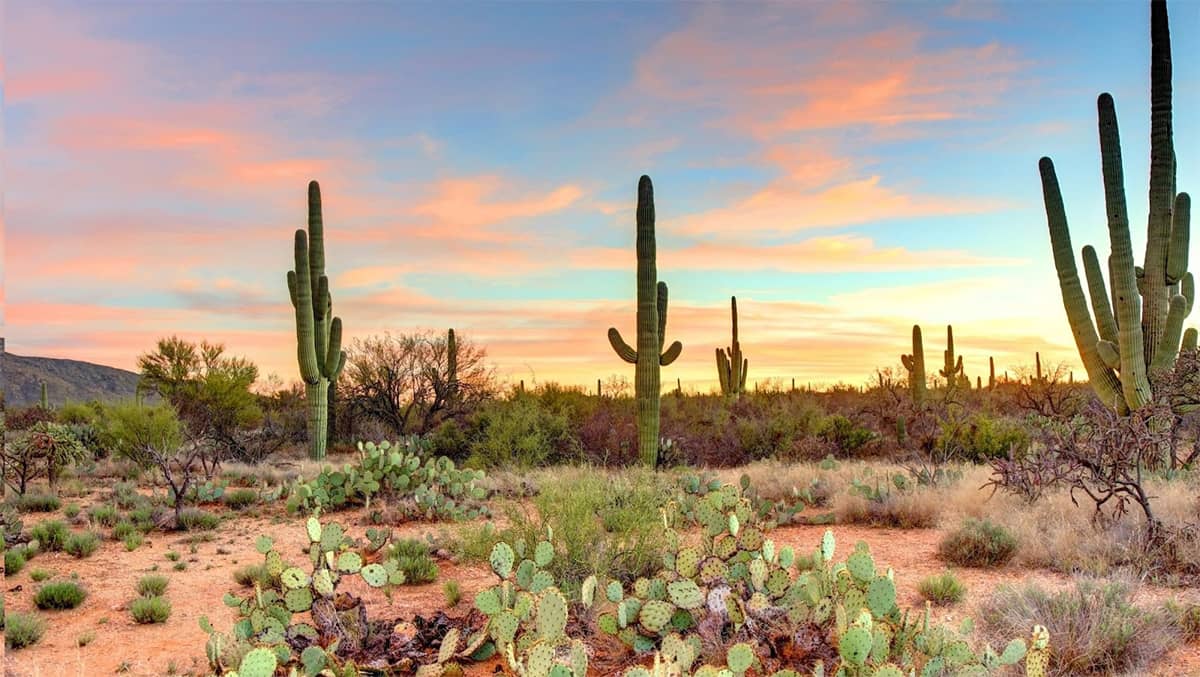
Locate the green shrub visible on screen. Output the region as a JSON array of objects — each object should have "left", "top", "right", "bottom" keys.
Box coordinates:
[
  {"left": 4, "top": 612, "right": 46, "bottom": 649},
  {"left": 123, "top": 533, "right": 145, "bottom": 551},
  {"left": 165, "top": 550, "right": 180, "bottom": 562},
  {"left": 387, "top": 539, "right": 439, "bottom": 584},
  {"left": 980, "top": 577, "right": 1176, "bottom": 675},
  {"left": 64, "top": 503, "right": 80, "bottom": 518},
  {"left": 29, "top": 568, "right": 52, "bottom": 582},
  {"left": 222, "top": 488, "right": 258, "bottom": 510},
  {"left": 88, "top": 504, "right": 120, "bottom": 527},
  {"left": 112, "top": 520, "right": 137, "bottom": 540},
  {"left": 12, "top": 493, "right": 61, "bottom": 513},
  {"left": 34, "top": 581, "right": 87, "bottom": 610},
  {"left": 939, "top": 518, "right": 1018, "bottom": 567},
  {"left": 233, "top": 564, "right": 270, "bottom": 587},
  {"left": 465, "top": 397, "right": 579, "bottom": 468},
  {"left": 136, "top": 575, "right": 168, "bottom": 597},
  {"left": 5, "top": 547, "right": 28, "bottom": 575},
  {"left": 817, "top": 415, "right": 875, "bottom": 456},
  {"left": 130, "top": 595, "right": 171, "bottom": 624},
  {"left": 443, "top": 580, "right": 462, "bottom": 607},
  {"left": 918, "top": 570, "right": 967, "bottom": 605},
  {"left": 177, "top": 508, "right": 219, "bottom": 531},
  {"left": 936, "top": 414, "right": 1029, "bottom": 463},
  {"left": 30, "top": 520, "right": 70, "bottom": 551},
  {"left": 64, "top": 531, "right": 101, "bottom": 558}
]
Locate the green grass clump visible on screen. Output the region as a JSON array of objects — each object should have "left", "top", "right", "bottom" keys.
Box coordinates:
[
  {"left": 12, "top": 493, "right": 61, "bottom": 513},
  {"left": 938, "top": 518, "right": 1018, "bottom": 567},
  {"left": 34, "top": 581, "right": 87, "bottom": 610},
  {"left": 165, "top": 550, "right": 181, "bottom": 562},
  {"left": 177, "top": 508, "right": 219, "bottom": 531},
  {"left": 124, "top": 533, "right": 145, "bottom": 551},
  {"left": 64, "top": 532, "right": 101, "bottom": 558},
  {"left": 5, "top": 547, "right": 28, "bottom": 576},
  {"left": 112, "top": 520, "right": 137, "bottom": 540},
  {"left": 136, "top": 575, "right": 169, "bottom": 597},
  {"left": 387, "top": 539, "right": 439, "bottom": 584},
  {"left": 29, "top": 568, "right": 53, "bottom": 582},
  {"left": 130, "top": 595, "right": 171, "bottom": 624},
  {"left": 30, "top": 520, "right": 70, "bottom": 551},
  {"left": 232, "top": 564, "right": 270, "bottom": 587},
  {"left": 88, "top": 504, "right": 120, "bottom": 527},
  {"left": 223, "top": 488, "right": 259, "bottom": 510},
  {"left": 4, "top": 612, "right": 46, "bottom": 649},
  {"left": 173, "top": 561, "right": 187, "bottom": 571},
  {"left": 63, "top": 503, "right": 81, "bottom": 519},
  {"left": 443, "top": 580, "right": 462, "bottom": 607},
  {"left": 918, "top": 570, "right": 967, "bottom": 605}
]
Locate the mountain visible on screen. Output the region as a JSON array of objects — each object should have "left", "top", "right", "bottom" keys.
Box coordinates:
[{"left": 2, "top": 348, "right": 141, "bottom": 408}]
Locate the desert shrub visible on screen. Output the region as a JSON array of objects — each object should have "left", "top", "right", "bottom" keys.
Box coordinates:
[
  {"left": 817, "top": 414, "right": 875, "bottom": 456},
  {"left": 124, "top": 533, "right": 144, "bottom": 551},
  {"left": 833, "top": 488, "right": 940, "bottom": 529},
  {"left": 4, "top": 612, "right": 46, "bottom": 649},
  {"left": 576, "top": 399, "right": 639, "bottom": 466},
  {"left": 177, "top": 508, "right": 219, "bottom": 531},
  {"left": 11, "top": 493, "right": 61, "bottom": 513},
  {"left": 29, "top": 568, "right": 52, "bottom": 582},
  {"left": 937, "top": 414, "right": 1029, "bottom": 462},
  {"left": 233, "top": 564, "right": 270, "bottom": 587},
  {"left": 980, "top": 577, "right": 1177, "bottom": 675},
  {"left": 5, "top": 547, "right": 28, "bottom": 575},
  {"left": 30, "top": 520, "right": 70, "bottom": 551},
  {"left": 426, "top": 420, "right": 470, "bottom": 460},
  {"left": 34, "top": 581, "right": 87, "bottom": 610},
  {"left": 443, "top": 580, "right": 462, "bottom": 607},
  {"left": 112, "top": 520, "right": 137, "bottom": 540},
  {"left": 130, "top": 595, "right": 171, "bottom": 624},
  {"left": 136, "top": 575, "right": 169, "bottom": 597},
  {"left": 940, "top": 518, "right": 1018, "bottom": 567},
  {"left": 1172, "top": 602, "right": 1200, "bottom": 642},
  {"left": 464, "top": 396, "right": 579, "bottom": 468},
  {"left": 88, "top": 503, "right": 120, "bottom": 527},
  {"left": 64, "top": 532, "right": 101, "bottom": 558},
  {"left": 918, "top": 570, "right": 967, "bottom": 605},
  {"left": 499, "top": 470, "right": 671, "bottom": 594},
  {"left": 63, "top": 503, "right": 80, "bottom": 518},
  {"left": 3, "top": 422, "right": 88, "bottom": 494},
  {"left": 222, "top": 488, "right": 258, "bottom": 510},
  {"left": 386, "top": 539, "right": 439, "bottom": 584}
]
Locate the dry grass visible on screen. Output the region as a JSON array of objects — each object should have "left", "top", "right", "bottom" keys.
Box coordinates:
[{"left": 978, "top": 574, "right": 1179, "bottom": 676}]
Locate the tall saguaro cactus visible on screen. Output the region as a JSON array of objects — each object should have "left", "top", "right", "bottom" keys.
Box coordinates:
[
  {"left": 1041, "top": 0, "right": 1193, "bottom": 413},
  {"left": 940, "top": 325, "right": 965, "bottom": 388},
  {"left": 608, "top": 175, "right": 683, "bottom": 467},
  {"left": 716, "top": 296, "right": 748, "bottom": 396},
  {"left": 988, "top": 356, "right": 996, "bottom": 389},
  {"left": 447, "top": 328, "right": 459, "bottom": 401},
  {"left": 288, "top": 181, "right": 347, "bottom": 460},
  {"left": 901, "top": 324, "right": 926, "bottom": 404}
]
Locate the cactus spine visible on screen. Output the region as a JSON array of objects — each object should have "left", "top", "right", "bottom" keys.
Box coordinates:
[
  {"left": 716, "top": 296, "right": 748, "bottom": 396},
  {"left": 287, "top": 181, "right": 347, "bottom": 460},
  {"left": 901, "top": 325, "right": 926, "bottom": 404},
  {"left": 1041, "top": 0, "right": 1192, "bottom": 412},
  {"left": 608, "top": 175, "right": 682, "bottom": 467},
  {"left": 940, "top": 325, "right": 964, "bottom": 387}
]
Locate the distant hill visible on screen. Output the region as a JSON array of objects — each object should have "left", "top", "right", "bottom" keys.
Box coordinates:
[{"left": 3, "top": 350, "right": 141, "bottom": 408}]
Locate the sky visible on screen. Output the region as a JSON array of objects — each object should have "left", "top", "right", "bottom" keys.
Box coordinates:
[{"left": 2, "top": 0, "right": 1198, "bottom": 392}]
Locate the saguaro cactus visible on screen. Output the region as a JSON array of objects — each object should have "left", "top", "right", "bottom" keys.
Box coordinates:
[
  {"left": 901, "top": 324, "right": 926, "bottom": 404},
  {"left": 288, "top": 180, "right": 347, "bottom": 460},
  {"left": 940, "top": 325, "right": 964, "bottom": 388},
  {"left": 716, "top": 296, "right": 748, "bottom": 396},
  {"left": 447, "top": 328, "right": 459, "bottom": 403},
  {"left": 988, "top": 356, "right": 996, "bottom": 389},
  {"left": 1041, "top": 0, "right": 1193, "bottom": 412},
  {"left": 608, "top": 175, "right": 683, "bottom": 467},
  {"left": 40, "top": 381, "right": 48, "bottom": 409}
]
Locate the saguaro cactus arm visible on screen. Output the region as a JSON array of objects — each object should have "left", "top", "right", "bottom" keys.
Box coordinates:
[
  {"left": 657, "top": 282, "right": 682, "bottom": 366},
  {"left": 608, "top": 328, "right": 638, "bottom": 364}
]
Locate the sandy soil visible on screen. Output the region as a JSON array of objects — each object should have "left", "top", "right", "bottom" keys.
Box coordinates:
[{"left": 4, "top": 504, "right": 1199, "bottom": 676}]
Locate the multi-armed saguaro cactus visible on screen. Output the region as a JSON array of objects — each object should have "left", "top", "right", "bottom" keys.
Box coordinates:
[
  {"left": 901, "top": 324, "right": 926, "bottom": 404},
  {"left": 288, "top": 181, "right": 347, "bottom": 460},
  {"left": 940, "top": 325, "right": 965, "bottom": 388},
  {"left": 1042, "top": 0, "right": 1193, "bottom": 413},
  {"left": 715, "top": 296, "right": 748, "bottom": 397},
  {"left": 608, "top": 175, "right": 683, "bottom": 467}
]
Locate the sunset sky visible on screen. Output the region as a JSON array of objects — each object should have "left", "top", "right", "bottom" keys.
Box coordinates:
[{"left": 3, "top": 1, "right": 1198, "bottom": 391}]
